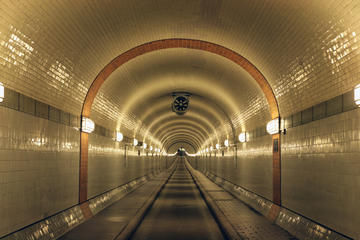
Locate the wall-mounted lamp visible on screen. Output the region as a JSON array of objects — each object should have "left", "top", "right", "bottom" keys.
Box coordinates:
[
  {"left": 238, "top": 132, "right": 246, "bottom": 143},
  {"left": 116, "top": 132, "right": 123, "bottom": 142},
  {"left": 224, "top": 139, "right": 229, "bottom": 147},
  {"left": 215, "top": 144, "right": 220, "bottom": 150},
  {"left": 133, "top": 138, "right": 138, "bottom": 146},
  {"left": 266, "top": 118, "right": 280, "bottom": 135},
  {"left": 355, "top": 84, "right": 360, "bottom": 106},
  {"left": 0, "top": 82, "right": 4, "bottom": 103},
  {"left": 143, "top": 143, "right": 147, "bottom": 149},
  {"left": 81, "top": 117, "right": 95, "bottom": 133}
]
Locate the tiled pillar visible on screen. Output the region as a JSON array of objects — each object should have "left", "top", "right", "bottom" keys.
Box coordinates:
[
  {"left": 272, "top": 133, "right": 281, "bottom": 205},
  {"left": 79, "top": 132, "right": 88, "bottom": 203}
]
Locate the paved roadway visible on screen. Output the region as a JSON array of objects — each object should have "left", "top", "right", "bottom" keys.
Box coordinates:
[{"left": 131, "top": 159, "right": 225, "bottom": 240}]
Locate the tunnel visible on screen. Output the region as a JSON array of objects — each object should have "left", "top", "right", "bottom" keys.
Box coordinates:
[{"left": 0, "top": 1, "right": 359, "bottom": 240}]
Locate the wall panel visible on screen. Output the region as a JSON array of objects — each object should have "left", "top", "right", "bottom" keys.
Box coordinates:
[
  {"left": 282, "top": 108, "right": 360, "bottom": 238},
  {"left": 88, "top": 134, "right": 168, "bottom": 199},
  {"left": 193, "top": 135, "right": 273, "bottom": 201},
  {"left": 0, "top": 107, "right": 79, "bottom": 237}
]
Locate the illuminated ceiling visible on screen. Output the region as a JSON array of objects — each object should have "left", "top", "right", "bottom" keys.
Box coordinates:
[{"left": 1, "top": 0, "right": 359, "bottom": 152}]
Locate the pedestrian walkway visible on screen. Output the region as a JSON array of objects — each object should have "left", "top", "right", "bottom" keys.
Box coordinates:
[
  {"left": 59, "top": 168, "right": 173, "bottom": 240},
  {"left": 186, "top": 159, "right": 297, "bottom": 240}
]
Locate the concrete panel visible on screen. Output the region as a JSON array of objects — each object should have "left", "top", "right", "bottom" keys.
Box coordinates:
[
  {"left": 0, "top": 107, "right": 79, "bottom": 237},
  {"left": 19, "top": 94, "right": 35, "bottom": 115},
  {"left": 282, "top": 108, "right": 360, "bottom": 239},
  {"left": 49, "top": 106, "right": 60, "bottom": 123},
  {"left": 293, "top": 112, "right": 301, "bottom": 127},
  {"left": 326, "top": 95, "right": 343, "bottom": 117},
  {"left": 35, "top": 101, "right": 49, "bottom": 119},
  {"left": 301, "top": 107, "right": 313, "bottom": 124}
]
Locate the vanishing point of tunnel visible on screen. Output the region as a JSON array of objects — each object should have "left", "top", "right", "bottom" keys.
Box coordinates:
[{"left": 0, "top": 1, "right": 359, "bottom": 240}]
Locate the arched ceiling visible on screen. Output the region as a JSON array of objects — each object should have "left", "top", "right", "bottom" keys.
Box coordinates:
[
  {"left": 1, "top": 0, "right": 360, "bottom": 151},
  {"left": 90, "top": 48, "right": 270, "bottom": 149},
  {"left": 167, "top": 142, "right": 196, "bottom": 155}
]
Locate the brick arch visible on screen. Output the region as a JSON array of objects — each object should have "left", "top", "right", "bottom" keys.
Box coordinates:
[
  {"left": 81, "top": 38, "right": 279, "bottom": 118},
  {"left": 79, "top": 39, "right": 281, "bottom": 205}
]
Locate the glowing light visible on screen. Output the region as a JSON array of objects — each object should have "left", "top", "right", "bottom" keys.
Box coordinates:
[
  {"left": 116, "top": 132, "right": 123, "bottom": 142},
  {"left": 133, "top": 138, "right": 138, "bottom": 146},
  {"left": 224, "top": 139, "right": 229, "bottom": 147},
  {"left": 216, "top": 144, "right": 220, "bottom": 150},
  {"left": 150, "top": 146, "right": 153, "bottom": 151},
  {"left": 143, "top": 143, "right": 147, "bottom": 149},
  {"left": 266, "top": 118, "right": 280, "bottom": 135},
  {"left": 206, "top": 148, "right": 209, "bottom": 153},
  {"left": 0, "top": 82, "right": 4, "bottom": 103},
  {"left": 238, "top": 132, "right": 246, "bottom": 143},
  {"left": 355, "top": 84, "right": 360, "bottom": 106},
  {"left": 81, "top": 117, "right": 95, "bottom": 133},
  {"left": 210, "top": 146, "right": 213, "bottom": 151}
]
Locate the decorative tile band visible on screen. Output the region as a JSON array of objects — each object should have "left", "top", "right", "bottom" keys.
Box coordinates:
[
  {"left": 0, "top": 85, "right": 125, "bottom": 140},
  {"left": 199, "top": 170, "right": 351, "bottom": 240}
]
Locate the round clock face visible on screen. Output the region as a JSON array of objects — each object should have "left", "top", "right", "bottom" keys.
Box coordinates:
[{"left": 173, "top": 96, "right": 189, "bottom": 114}]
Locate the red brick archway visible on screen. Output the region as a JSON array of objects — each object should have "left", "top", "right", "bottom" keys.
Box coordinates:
[
  {"left": 81, "top": 39, "right": 279, "bottom": 118},
  {"left": 79, "top": 38, "right": 281, "bottom": 206}
]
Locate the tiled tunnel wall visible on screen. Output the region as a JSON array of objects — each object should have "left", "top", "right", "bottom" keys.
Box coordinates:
[
  {"left": 0, "top": 107, "right": 79, "bottom": 237},
  {"left": 193, "top": 135, "right": 273, "bottom": 200},
  {"left": 0, "top": 104, "right": 171, "bottom": 238},
  {"left": 190, "top": 107, "right": 360, "bottom": 239},
  {"left": 282, "top": 108, "right": 360, "bottom": 238},
  {"left": 88, "top": 133, "right": 168, "bottom": 199},
  {"left": 0, "top": 1, "right": 359, "bottom": 239}
]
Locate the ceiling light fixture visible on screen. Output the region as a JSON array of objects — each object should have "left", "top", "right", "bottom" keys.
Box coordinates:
[
  {"left": 355, "top": 84, "right": 360, "bottom": 106},
  {"left": 0, "top": 82, "right": 4, "bottom": 103},
  {"left": 116, "top": 132, "right": 123, "bottom": 142},
  {"left": 81, "top": 117, "right": 95, "bottom": 133},
  {"left": 238, "top": 132, "right": 246, "bottom": 143},
  {"left": 266, "top": 118, "right": 280, "bottom": 135}
]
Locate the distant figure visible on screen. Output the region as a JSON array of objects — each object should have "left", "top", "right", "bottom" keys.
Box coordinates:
[{"left": 177, "top": 147, "right": 186, "bottom": 156}]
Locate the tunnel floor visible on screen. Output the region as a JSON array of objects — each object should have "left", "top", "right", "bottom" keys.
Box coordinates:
[
  {"left": 130, "top": 159, "right": 225, "bottom": 240},
  {"left": 58, "top": 158, "right": 296, "bottom": 240}
]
